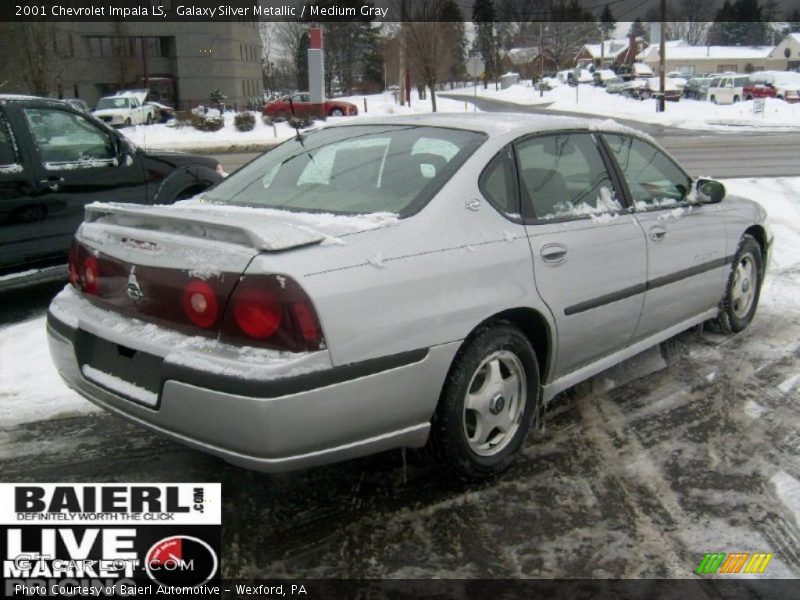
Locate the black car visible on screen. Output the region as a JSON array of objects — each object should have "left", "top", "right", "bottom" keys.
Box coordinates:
[{"left": 0, "top": 95, "right": 223, "bottom": 274}]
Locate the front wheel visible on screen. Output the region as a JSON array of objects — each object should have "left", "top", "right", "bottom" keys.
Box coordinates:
[
  {"left": 431, "top": 322, "right": 540, "bottom": 481},
  {"left": 710, "top": 95, "right": 717, "bottom": 104},
  {"left": 146, "top": 114, "right": 152, "bottom": 125},
  {"left": 710, "top": 234, "right": 763, "bottom": 333},
  {"left": 124, "top": 118, "right": 132, "bottom": 126}
]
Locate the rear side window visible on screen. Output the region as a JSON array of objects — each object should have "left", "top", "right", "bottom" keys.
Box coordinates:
[
  {"left": 514, "top": 133, "right": 620, "bottom": 220},
  {"left": 735, "top": 77, "right": 748, "bottom": 86},
  {"left": 479, "top": 146, "right": 518, "bottom": 217},
  {"left": 710, "top": 78, "right": 721, "bottom": 87},
  {"left": 604, "top": 134, "right": 691, "bottom": 209}
]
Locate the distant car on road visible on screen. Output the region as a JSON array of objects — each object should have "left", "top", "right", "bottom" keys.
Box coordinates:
[
  {"left": 0, "top": 95, "right": 223, "bottom": 274},
  {"left": 93, "top": 90, "right": 156, "bottom": 127},
  {"left": 707, "top": 75, "right": 749, "bottom": 105},
  {"left": 744, "top": 71, "right": 800, "bottom": 103},
  {"left": 263, "top": 92, "right": 358, "bottom": 120},
  {"left": 47, "top": 113, "right": 770, "bottom": 480}
]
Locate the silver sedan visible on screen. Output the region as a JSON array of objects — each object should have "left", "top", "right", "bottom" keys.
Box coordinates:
[{"left": 48, "top": 113, "right": 771, "bottom": 480}]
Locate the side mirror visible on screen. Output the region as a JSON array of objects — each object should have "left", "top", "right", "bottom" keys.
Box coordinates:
[
  {"left": 693, "top": 178, "right": 725, "bottom": 204},
  {"left": 116, "top": 136, "right": 136, "bottom": 166}
]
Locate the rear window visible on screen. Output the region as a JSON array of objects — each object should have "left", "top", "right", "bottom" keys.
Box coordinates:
[
  {"left": 204, "top": 125, "right": 486, "bottom": 216},
  {"left": 96, "top": 97, "right": 130, "bottom": 110}
]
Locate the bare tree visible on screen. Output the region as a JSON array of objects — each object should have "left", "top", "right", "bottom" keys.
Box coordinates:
[
  {"left": 404, "top": 0, "right": 464, "bottom": 112},
  {"left": 8, "top": 23, "right": 65, "bottom": 96},
  {"left": 668, "top": 0, "right": 717, "bottom": 44},
  {"left": 546, "top": 0, "right": 599, "bottom": 68}
]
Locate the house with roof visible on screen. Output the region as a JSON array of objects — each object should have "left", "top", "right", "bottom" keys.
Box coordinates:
[
  {"left": 575, "top": 37, "right": 646, "bottom": 69},
  {"left": 500, "top": 47, "right": 558, "bottom": 79},
  {"left": 638, "top": 42, "right": 783, "bottom": 75},
  {"left": 769, "top": 33, "right": 800, "bottom": 71}
]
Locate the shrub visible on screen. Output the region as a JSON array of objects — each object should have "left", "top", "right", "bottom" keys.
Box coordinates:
[
  {"left": 234, "top": 111, "right": 256, "bottom": 132},
  {"left": 190, "top": 113, "right": 224, "bottom": 132}
]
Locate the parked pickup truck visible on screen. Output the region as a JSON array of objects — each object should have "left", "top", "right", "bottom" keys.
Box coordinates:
[
  {"left": 93, "top": 90, "right": 156, "bottom": 127},
  {"left": 0, "top": 95, "right": 224, "bottom": 275}
]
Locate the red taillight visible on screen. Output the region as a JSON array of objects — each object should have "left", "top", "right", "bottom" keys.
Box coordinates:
[
  {"left": 82, "top": 255, "right": 99, "bottom": 295},
  {"left": 221, "top": 275, "right": 324, "bottom": 351},
  {"left": 232, "top": 284, "right": 282, "bottom": 339},
  {"left": 292, "top": 301, "right": 320, "bottom": 342},
  {"left": 182, "top": 280, "right": 219, "bottom": 329}
]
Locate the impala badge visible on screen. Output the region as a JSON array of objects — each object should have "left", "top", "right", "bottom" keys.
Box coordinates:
[
  {"left": 127, "top": 266, "right": 144, "bottom": 301},
  {"left": 465, "top": 198, "right": 482, "bottom": 212}
]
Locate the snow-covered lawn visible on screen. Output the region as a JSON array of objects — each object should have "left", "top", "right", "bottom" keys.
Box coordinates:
[
  {"left": 120, "top": 91, "right": 476, "bottom": 152},
  {"left": 449, "top": 81, "right": 800, "bottom": 132},
  {"left": 1, "top": 177, "right": 798, "bottom": 429}
]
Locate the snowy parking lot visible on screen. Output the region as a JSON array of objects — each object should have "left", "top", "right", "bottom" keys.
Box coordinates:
[{"left": 1, "top": 175, "right": 798, "bottom": 578}]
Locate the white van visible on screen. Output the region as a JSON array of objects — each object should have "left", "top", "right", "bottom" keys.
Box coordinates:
[{"left": 707, "top": 75, "right": 750, "bottom": 105}]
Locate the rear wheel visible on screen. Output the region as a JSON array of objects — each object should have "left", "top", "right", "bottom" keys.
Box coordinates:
[
  {"left": 124, "top": 118, "right": 132, "bottom": 126},
  {"left": 710, "top": 234, "right": 763, "bottom": 333},
  {"left": 733, "top": 95, "right": 740, "bottom": 103},
  {"left": 711, "top": 95, "right": 717, "bottom": 104},
  {"left": 431, "top": 322, "right": 540, "bottom": 481},
  {"left": 329, "top": 108, "right": 344, "bottom": 117},
  {"left": 146, "top": 114, "right": 152, "bottom": 125}
]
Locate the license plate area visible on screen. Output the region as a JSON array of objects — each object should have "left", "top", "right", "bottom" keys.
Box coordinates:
[{"left": 75, "top": 331, "right": 163, "bottom": 408}]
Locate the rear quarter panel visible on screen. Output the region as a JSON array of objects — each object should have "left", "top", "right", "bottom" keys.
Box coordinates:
[{"left": 244, "top": 143, "right": 554, "bottom": 368}]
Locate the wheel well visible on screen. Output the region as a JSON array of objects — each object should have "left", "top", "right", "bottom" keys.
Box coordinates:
[
  {"left": 471, "top": 308, "right": 552, "bottom": 381},
  {"left": 744, "top": 225, "right": 767, "bottom": 257}
]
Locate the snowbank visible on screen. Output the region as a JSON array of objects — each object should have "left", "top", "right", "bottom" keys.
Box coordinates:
[
  {"left": 120, "top": 90, "right": 478, "bottom": 152},
  {"left": 448, "top": 81, "right": 800, "bottom": 132}
]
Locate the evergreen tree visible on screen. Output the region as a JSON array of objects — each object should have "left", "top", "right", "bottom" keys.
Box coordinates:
[
  {"left": 708, "top": 0, "right": 769, "bottom": 46},
  {"left": 787, "top": 9, "right": 800, "bottom": 32},
  {"left": 472, "top": 0, "right": 497, "bottom": 86},
  {"left": 600, "top": 4, "right": 616, "bottom": 40},
  {"left": 295, "top": 31, "right": 309, "bottom": 91},
  {"left": 629, "top": 17, "right": 648, "bottom": 42}
]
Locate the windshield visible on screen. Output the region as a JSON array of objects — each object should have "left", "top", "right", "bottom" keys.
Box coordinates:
[
  {"left": 96, "top": 97, "right": 130, "bottom": 110},
  {"left": 204, "top": 125, "right": 486, "bottom": 216}
]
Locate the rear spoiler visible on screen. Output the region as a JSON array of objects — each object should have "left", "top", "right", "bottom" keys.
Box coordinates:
[{"left": 84, "top": 203, "right": 325, "bottom": 252}]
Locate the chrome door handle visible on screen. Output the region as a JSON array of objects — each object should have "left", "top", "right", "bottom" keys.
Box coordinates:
[
  {"left": 649, "top": 225, "right": 667, "bottom": 242},
  {"left": 541, "top": 243, "right": 568, "bottom": 264},
  {"left": 40, "top": 177, "right": 65, "bottom": 192}
]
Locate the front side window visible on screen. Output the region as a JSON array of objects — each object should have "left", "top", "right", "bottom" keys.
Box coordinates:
[
  {"left": 204, "top": 125, "right": 485, "bottom": 216},
  {"left": 23, "top": 108, "right": 116, "bottom": 168},
  {"left": 604, "top": 134, "right": 691, "bottom": 209},
  {"left": 514, "top": 133, "right": 619, "bottom": 220}
]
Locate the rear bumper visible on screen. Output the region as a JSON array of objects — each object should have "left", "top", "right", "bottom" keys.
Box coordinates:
[{"left": 46, "top": 304, "right": 458, "bottom": 473}]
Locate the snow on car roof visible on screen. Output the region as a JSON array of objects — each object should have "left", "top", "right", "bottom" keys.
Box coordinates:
[
  {"left": 0, "top": 94, "right": 46, "bottom": 102},
  {"left": 325, "top": 112, "right": 647, "bottom": 139}
]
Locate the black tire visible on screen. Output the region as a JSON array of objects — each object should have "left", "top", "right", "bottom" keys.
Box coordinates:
[
  {"left": 125, "top": 118, "right": 132, "bottom": 126},
  {"left": 329, "top": 108, "right": 344, "bottom": 117},
  {"left": 710, "top": 95, "right": 717, "bottom": 104},
  {"left": 431, "top": 321, "right": 540, "bottom": 481},
  {"left": 733, "top": 95, "right": 740, "bottom": 103},
  {"left": 710, "top": 234, "right": 763, "bottom": 333},
  {"left": 146, "top": 114, "right": 153, "bottom": 125},
  {"left": 745, "top": 95, "right": 753, "bottom": 101}
]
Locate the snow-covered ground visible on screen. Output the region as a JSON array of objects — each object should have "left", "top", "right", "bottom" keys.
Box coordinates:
[
  {"left": 120, "top": 91, "right": 476, "bottom": 152},
  {"left": 448, "top": 81, "right": 800, "bottom": 132},
  {"left": 1, "top": 177, "right": 798, "bottom": 428}
]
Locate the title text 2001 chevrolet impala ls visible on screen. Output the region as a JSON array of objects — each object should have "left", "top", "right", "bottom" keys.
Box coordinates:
[{"left": 47, "top": 114, "right": 771, "bottom": 480}]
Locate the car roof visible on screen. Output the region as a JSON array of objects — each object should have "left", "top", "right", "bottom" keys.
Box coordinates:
[{"left": 323, "top": 112, "right": 645, "bottom": 139}]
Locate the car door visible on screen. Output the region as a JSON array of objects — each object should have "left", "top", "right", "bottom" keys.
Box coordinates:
[
  {"left": 13, "top": 103, "right": 146, "bottom": 259},
  {"left": 602, "top": 133, "right": 727, "bottom": 341},
  {"left": 0, "top": 107, "right": 42, "bottom": 272},
  {"left": 516, "top": 132, "right": 648, "bottom": 377}
]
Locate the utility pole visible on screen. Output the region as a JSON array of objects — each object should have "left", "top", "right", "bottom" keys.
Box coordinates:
[
  {"left": 658, "top": 0, "right": 666, "bottom": 112},
  {"left": 539, "top": 22, "right": 544, "bottom": 97}
]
